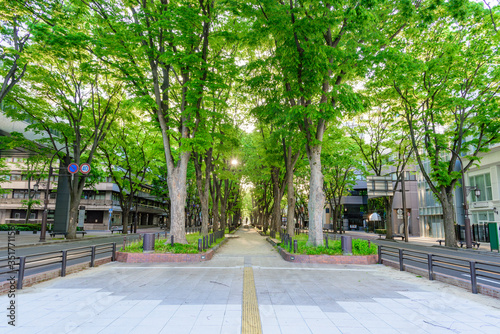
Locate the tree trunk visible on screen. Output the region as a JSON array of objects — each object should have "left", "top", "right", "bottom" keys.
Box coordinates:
[
  {"left": 441, "top": 190, "right": 457, "bottom": 247},
  {"left": 166, "top": 155, "right": 189, "bottom": 244},
  {"left": 211, "top": 174, "right": 220, "bottom": 231},
  {"left": 306, "top": 145, "right": 325, "bottom": 247},
  {"left": 384, "top": 196, "right": 394, "bottom": 240},
  {"left": 219, "top": 179, "right": 229, "bottom": 232},
  {"left": 122, "top": 208, "right": 129, "bottom": 234},
  {"left": 286, "top": 169, "right": 296, "bottom": 237}
]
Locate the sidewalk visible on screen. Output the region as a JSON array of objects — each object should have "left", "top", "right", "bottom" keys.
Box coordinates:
[
  {"left": 1, "top": 226, "right": 500, "bottom": 333},
  {"left": 341, "top": 230, "right": 498, "bottom": 253}
]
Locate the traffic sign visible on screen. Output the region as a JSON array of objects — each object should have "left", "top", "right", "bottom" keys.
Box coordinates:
[
  {"left": 80, "top": 163, "right": 91, "bottom": 174},
  {"left": 68, "top": 163, "right": 79, "bottom": 174}
]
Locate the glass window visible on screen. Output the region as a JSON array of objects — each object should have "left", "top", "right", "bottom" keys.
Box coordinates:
[
  {"left": 469, "top": 173, "right": 492, "bottom": 202},
  {"left": 10, "top": 174, "right": 21, "bottom": 181},
  {"left": 13, "top": 190, "right": 28, "bottom": 199}
]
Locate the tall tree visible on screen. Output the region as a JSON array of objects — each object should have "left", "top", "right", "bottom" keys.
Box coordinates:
[
  {"left": 322, "top": 129, "right": 364, "bottom": 233},
  {"left": 235, "top": 0, "right": 414, "bottom": 246},
  {"left": 6, "top": 48, "right": 124, "bottom": 238},
  {"left": 98, "top": 117, "right": 160, "bottom": 234},
  {"left": 84, "top": 0, "right": 237, "bottom": 243},
  {"left": 374, "top": 2, "right": 500, "bottom": 246}
]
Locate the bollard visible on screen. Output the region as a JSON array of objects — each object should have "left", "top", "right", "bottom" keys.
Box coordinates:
[
  {"left": 325, "top": 235, "right": 329, "bottom": 248},
  {"left": 399, "top": 249, "right": 404, "bottom": 271},
  {"left": 378, "top": 245, "right": 382, "bottom": 264},
  {"left": 123, "top": 236, "right": 126, "bottom": 251},
  {"left": 198, "top": 238, "right": 202, "bottom": 252},
  {"left": 171, "top": 235, "right": 174, "bottom": 246},
  {"left": 368, "top": 240, "right": 371, "bottom": 249},
  {"left": 90, "top": 246, "right": 96, "bottom": 267},
  {"left": 143, "top": 233, "right": 155, "bottom": 253},
  {"left": 427, "top": 253, "right": 434, "bottom": 280},
  {"left": 294, "top": 240, "right": 298, "bottom": 253},
  {"left": 341, "top": 235, "right": 352, "bottom": 255},
  {"left": 61, "top": 250, "right": 67, "bottom": 277},
  {"left": 112, "top": 243, "right": 116, "bottom": 262},
  {"left": 470, "top": 261, "right": 478, "bottom": 294}
]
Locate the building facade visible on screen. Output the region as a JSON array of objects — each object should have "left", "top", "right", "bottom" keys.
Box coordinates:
[{"left": 417, "top": 144, "right": 500, "bottom": 239}]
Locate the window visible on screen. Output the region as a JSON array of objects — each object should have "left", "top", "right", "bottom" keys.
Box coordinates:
[
  {"left": 469, "top": 173, "right": 492, "bottom": 202},
  {"left": 13, "top": 190, "right": 28, "bottom": 199},
  {"left": 471, "top": 211, "right": 495, "bottom": 224},
  {"left": 10, "top": 174, "right": 21, "bottom": 181}
]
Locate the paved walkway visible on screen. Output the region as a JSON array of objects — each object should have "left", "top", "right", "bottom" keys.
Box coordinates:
[{"left": 1, "top": 226, "right": 500, "bottom": 333}]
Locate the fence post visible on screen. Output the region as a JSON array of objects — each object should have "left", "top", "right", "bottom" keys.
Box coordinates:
[
  {"left": 294, "top": 240, "right": 297, "bottom": 253},
  {"left": 90, "top": 246, "right": 96, "bottom": 267},
  {"left": 325, "top": 235, "right": 329, "bottom": 248},
  {"left": 171, "top": 235, "right": 174, "bottom": 246},
  {"left": 123, "top": 236, "right": 126, "bottom": 251},
  {"left": 198, "top": 238, "right": 202, "bottom": 252},
  {"left": 112, "top": 243, "right": 116, "bottom": 262},
  {"left": 17, "top": 257, "right": 26, "bottom": 290},
  {"left": 61, "top": 250, "right": 67, "bottom": 277},
  {"left": 289, "top": 238, "right": 293, "bottom": 252},
  {"left": 378, "top": 246, "right": 382, "bottom": 264},
  {"left": 399, "top": 249, "right": 404, "bottom": 271},
  {"left": 470, "top": 261, "right": 478, "bottom": 294},
  {"left": 427, "top": 254, "right": 434, "bottom": 280}
]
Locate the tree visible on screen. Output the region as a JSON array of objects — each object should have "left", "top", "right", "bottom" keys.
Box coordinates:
[
  {"left": 98, "top": 117, "right": 161, "bottom": 234},
  {"left": 84, "top": 0, "right": 239, "bottom": 243},
  {"left": 322, "top": 129, "right": 364, "bottom": 233},
  {"left": 349, "top": 107, "right": 414, "bottom": 240},
  {"left": 374, "top": 2, "right": 500, "bottom": 246},
  {"left": 7, "top": 44, "right": 125, "bottom": 238},
  {"left": 235, "top": 0, "right": 414, "bottom": 246}
]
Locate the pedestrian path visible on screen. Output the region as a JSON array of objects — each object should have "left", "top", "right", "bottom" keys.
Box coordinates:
[{"left": 1, "top": 226, "right": 500, "bottom": 333}]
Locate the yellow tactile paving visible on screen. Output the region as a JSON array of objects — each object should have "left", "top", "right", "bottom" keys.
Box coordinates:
[{"left": 242, "top": 267, "right": 262, "bottom": 334}]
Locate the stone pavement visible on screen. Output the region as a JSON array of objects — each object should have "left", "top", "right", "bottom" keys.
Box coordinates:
[{"left": 1, "top": 226, "right": 500, "bottom": 334}]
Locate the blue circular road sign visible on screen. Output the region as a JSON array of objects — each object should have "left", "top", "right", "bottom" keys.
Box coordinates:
[{"left": 68, "top": 163, "right": 79, "bottom": 174}]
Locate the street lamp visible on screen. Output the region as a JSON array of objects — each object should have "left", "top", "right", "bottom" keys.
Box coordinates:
[{"left": 443, "top": 148, "right": 480, "bottom": 249}]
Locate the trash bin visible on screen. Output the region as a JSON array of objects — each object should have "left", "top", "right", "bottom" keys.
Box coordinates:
[{"left": 143, "top": 233, "right": 155, "bottom": 253}]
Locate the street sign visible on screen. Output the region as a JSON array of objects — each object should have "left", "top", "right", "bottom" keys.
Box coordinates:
[
  {"left": 80, "top": 163, "right": 91, "bottom": 174},
  {"left": 68, "top": 163, "right": 79, "bottom": 174},
  {"left": 109, "top": 208, "right": 113, "bottom": 213}
]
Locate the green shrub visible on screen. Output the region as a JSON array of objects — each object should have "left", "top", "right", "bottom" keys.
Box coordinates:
[
  {"left": 375, "top": 229, "right": 387, "bottom": 235},
  {"left": 123, "top": 232, "right": 225, "bottom": 253},
  {"left": 278, "top": 234, "right": 377, "bottom": 256},
  {"left": 0, "top": 224, "right": 41, "bottom": 231}
]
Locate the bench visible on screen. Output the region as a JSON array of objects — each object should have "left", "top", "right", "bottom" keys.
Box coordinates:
[
  {"left": 459, "top": 240, "right": 480, "bottom": 249},
  {"left": 437, "top": 239, "right": 480, "bottom": 249},
  {"left": 392, "top": 234, "right": 405, "bottom": 240},
  {"left": 49, "top": 231, "right": 87, "bottom": 238},
  {"left": 111, "top": 226, "right": 123, "bottom": 234}
]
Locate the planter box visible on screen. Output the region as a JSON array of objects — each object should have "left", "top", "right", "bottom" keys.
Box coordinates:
[
  {"left": 267, "top": 237, "right": 378, "bottom": 265},
  {"left": 116, "top": 238, "right": 228, "bottom": 263}
]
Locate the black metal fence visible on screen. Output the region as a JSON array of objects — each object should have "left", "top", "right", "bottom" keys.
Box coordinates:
[
  {"left": 1, "top": 242, "right": 116, "bottom": 290},
  {"left": 379, "top": 244, "right": 500, "bottom": 294}
]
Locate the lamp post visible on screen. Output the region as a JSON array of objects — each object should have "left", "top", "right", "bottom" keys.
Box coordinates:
[
  {"left": 40, "top": 145, "right": 73, "bottom": 242},
  {"left": 445, "top": 148, "right": 480, "bottom": 249}
]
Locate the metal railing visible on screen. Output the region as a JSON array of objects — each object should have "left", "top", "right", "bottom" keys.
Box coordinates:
[
  {"left": 379, "top": 245, "right": 500, "bottom": 294},
  {"left": 0, "top": 242, "right": 116, "bottom": 289}
]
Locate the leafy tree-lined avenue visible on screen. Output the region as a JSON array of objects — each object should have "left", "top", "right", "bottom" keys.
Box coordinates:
[{"left": 0, "top": 0, "right": 498, "bottom": 247}]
